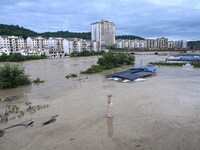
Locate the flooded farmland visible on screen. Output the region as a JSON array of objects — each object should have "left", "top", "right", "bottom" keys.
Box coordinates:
[{"left": 0, "top": 55, "right": 200, "bottom": 150}]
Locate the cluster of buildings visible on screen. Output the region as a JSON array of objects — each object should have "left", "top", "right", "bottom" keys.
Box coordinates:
[
  {"left": 0, "top": 20, "right": 188, "bottom": 57},
  {"left": 116, "top": 38, "right": 187, "bottom": 50},
  {"left": 91, "top": 20, "right": 187, "bottom": 50},
  {"left": 0, "top": 36, "right": 101, "bottom": 57}
]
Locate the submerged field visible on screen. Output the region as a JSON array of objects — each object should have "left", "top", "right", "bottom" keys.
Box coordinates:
[{"left": 0, "top": 55, "right": 200, "bottom": 150}]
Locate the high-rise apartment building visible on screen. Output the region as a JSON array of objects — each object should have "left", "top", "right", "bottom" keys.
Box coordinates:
[{"left": 91, "top": 20, "right": 115, "bottom": 46}]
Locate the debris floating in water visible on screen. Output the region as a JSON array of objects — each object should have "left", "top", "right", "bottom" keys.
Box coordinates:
[
  {"left": 0, "top": 129, "right": 5, "bottom": 138},
  {"left": 134, "top": 78, "right": 147, "bottom": 82},
  {"left": 42, "top": 115, "right": 59, "bottom": 126},
  {"left": 0, "top": 104, "right": 49, "bottom": 124}
]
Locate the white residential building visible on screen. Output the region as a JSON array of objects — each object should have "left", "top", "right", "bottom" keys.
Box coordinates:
[
  {"left": 91, "top": 20, "right": 115, "bottom": 46},
  {"left": 26, "top": 36, "right": 47, "bottom": 50},
  {"left": 116, "top": 39, "right": 146, "bottom": 49},
  {"left": 0, "top": 37, "right": 3, "bottom": 48},
  {"left": 63, "top": 39, "right": 69, "bottom": 54},
  {"left": 47, "top": 37, "right": 55, "bottom": 48},
  {"left": 68, "top": 38, "right": 81, "bottom": 53},
  {"left": 91, "top": 41, "right": 101, "bottom": 51},
  {"left": 145, "top": 37, "right": 168, "bottom": 49},
  {"left": 0, "top": 35, "right": 25, "bottom": 54},
  {"left": 26, "top": 36, "right": 48, "bottom": 55},
  {"left": 179, "top": 40, "right": 187, "bottom": 49},
  {"left": 168, "top": 41, "right": 178, "bottom": 49},
  {"left": 116, "top": 38, "right": 188, "bottom": 50},
  {"left": 46, "top": 37, "right": 66, "bottom": 57},
  {"left": 67, "top": 38, "right": 101, "bottom": 54},
  {"left": 0, "top": 48, "right": 9, "bottom": 56}
]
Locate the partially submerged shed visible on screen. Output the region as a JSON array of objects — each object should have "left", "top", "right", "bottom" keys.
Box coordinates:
[{"left": 107, "top": 66, "right": 156, "bottom": 81}]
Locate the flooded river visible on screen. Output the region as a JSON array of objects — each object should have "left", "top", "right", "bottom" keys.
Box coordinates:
[{"left": 0, "top": 55, "right": 200, "bottom": 150}]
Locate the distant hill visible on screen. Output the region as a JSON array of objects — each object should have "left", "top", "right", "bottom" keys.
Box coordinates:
[
  {"left": 0, "top": 24, "right": 144, "bottom": 40},
  {"left": 0, "top": 24, "right": 91, "bottom": 39},
  {"left": 0, "top": 24, "right": 38, "bottom": 38},
  {"left": 41, "top": 31, "right": 91, "bottom": 39},
  {"left": 116, "top": 35, "right": 144, "bottom": 40}
]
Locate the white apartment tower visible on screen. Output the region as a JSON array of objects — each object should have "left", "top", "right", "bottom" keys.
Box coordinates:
[{"left": 91, "top": 20, "right": 115, "bottom": 46}]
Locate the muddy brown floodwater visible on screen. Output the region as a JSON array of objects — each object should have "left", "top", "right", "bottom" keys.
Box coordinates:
[{"left": 0, "top": 55, "right": 200, "bottom": 150}]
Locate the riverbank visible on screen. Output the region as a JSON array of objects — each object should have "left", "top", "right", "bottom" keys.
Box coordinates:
[
  {"left": 149, "top": 61, "right": 200, "bottom": 67},
  {"left": 0, "top": 53, "right": 47, "bottom": 62}
]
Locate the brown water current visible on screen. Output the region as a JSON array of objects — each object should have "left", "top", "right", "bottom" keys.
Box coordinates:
[{"left": 0, "top": 55, "right": 200, "bottom": 150}]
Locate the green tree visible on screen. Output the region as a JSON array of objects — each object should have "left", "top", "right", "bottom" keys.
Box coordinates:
[
  {"left": 9, "top": 53, "right": 25, "bottom": 62},
  {"left": 0, "top": 63, "right": 31, "bottom": 89},
  {"left": 82, "top": 52, "right": 135, "bottom": 74},
  {"left": 97, "top": 52, "right": 135, "bottom": 67}
]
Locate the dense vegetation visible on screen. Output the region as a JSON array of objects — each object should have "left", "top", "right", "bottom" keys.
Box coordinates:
[
  {"left": 0, "top": 24, "right": 91, "bottom": 39},
  {"left": 149, "top": 61, "right": 200, "bottom": 67},
  {"left": 191, "top": 61, "right": 200, "bottom": 67},
  {"left": 82, "top": 52, "right": 135, "bottom": 74},
  {"left": 0, "top": 24, "right": 144, "bottom": 40},
  {"left": 0, "top": 24, "right": 38, "bottom": 39},
  {"left": 0, "top": 63, "right": 31, "bottom": 89},
  {"left": 41, "top": 31, "right": 91, "bottom": 39},
  {"left": 70, "top": 51, "right": 105, "bottom": 57},
  {"left": 0, "top": 24, "right": 90, "bottom": 39},
  {"left": 0, "top": 53, "right": 47, "bottom": 62},
  {"left": 116, "top": 35, "right": 144, "bottom": 40},
  {"left": 82, "top": 65, "right": 116, "bottom": 74},
  {"left": 187, "top": 41, "right": 200, "bottom": 50}
]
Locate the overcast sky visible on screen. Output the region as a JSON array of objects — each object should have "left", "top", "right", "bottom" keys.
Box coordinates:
[{"left": 0, "top": 0, "right": 200, "bottom": 40}]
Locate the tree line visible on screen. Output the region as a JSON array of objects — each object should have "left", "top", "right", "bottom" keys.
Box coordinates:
[
  {"left": 0, "top": 24, "right": 143, "bottom": 40},
  {"left": 187, "top": 41, "right": 200, "bottom": 49}
]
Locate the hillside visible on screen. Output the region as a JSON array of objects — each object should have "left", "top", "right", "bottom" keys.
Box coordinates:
[
  {"left": 0, "top": 24, "right": 38, "bottom": 38},
  {"left": 0, "top": 24, "right": 144, "bottom": 40},
  {"left": 41, "top": 31, "right": 91, "bottom": 39},
  {"left": 116, "top": 35, "right": 144, "bottom": 40},
  {"left": 0, "top": 24, "right": 91, "bottom": 39}
]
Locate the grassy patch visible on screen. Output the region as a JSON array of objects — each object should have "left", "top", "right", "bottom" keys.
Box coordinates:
[
  {"left": 65, "top": 73, "right": 78, "bottom": 78},
  {"left": 149, "top": 62, "right": 185, "bottom": 66},
  {"left": 82, "top": 65, "right": 116, "bottom": 74},
  {"left": 149, "top": 61, "right": 200, "bottom": 67}
]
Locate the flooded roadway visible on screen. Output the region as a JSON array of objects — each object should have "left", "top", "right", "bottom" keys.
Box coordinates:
[{"left": 0, "top": 55, "right": 200, "bottom": 150}]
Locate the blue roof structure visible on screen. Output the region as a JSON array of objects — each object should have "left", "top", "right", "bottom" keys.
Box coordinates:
[
  {"left": 131, "top": 66, "right": 157, "bottom": 72},
  {"left": 167, "top": 54, "right": 200, "bottom": 61},
  {"left": 107, "top": 66, "right": 156, "bottom": 81}
]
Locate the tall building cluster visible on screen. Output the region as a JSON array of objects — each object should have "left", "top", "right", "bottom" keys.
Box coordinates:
[{"left": 0, "top": 20, "right": 188, "bottom": 57}]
